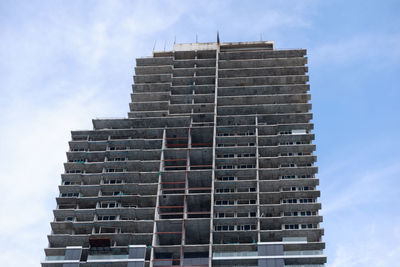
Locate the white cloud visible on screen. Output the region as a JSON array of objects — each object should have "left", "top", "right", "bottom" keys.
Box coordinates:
[
  {"left": 0, "top": 87, "right": 113, "bottom": 266},
  {"left": 320, "top": 148, "right": 400, "bottom": 266},
  {"left": 328, "top": 223, "right": 400, "bottom": 267},
  {"left": 321, "top": 160, "right": 400, "bottom": 215},
  {"left": 0, "top": 1, "right": 192, "bottom": 266}
]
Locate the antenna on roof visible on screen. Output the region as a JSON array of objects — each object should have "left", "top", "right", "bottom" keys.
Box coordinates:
[
  {"left": 260, "top": 33, "right": 263, "bottom": 41},
  {"left": 217, "top": 31, "right": 220, "bottom": 45},
  {"left": 153, "top": 40, "right": 157, "bottom": 51},
  {"left": 196, "top": 34, "right": 198, "bottom": 43},
  {"left": 164, "top": 40, "right": 166, "bottom": 51},
  {"left": 174, "top": 35, "right": 176, "bottom": 44}
]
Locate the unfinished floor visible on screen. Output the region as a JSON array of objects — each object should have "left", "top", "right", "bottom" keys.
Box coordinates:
[{"left": 42, "top": 41, "right": 326, "bottom": 267}]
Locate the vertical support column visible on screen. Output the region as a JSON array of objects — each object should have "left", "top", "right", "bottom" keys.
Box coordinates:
[
  {"left": 181, "top": 126, "right": 191, "bottom": 266},
  {"left": 209, "top": 45, "right": 220, "bottom": 267},
  {"left": 255, "top": 116, "right": 261, "bottom": 243},
  {"left": 150, "top": 128, "right": 166, "bottom": 267}
]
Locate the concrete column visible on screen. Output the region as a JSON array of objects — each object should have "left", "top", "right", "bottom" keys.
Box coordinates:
[{"left": 209, "top": 46, "right": 219, "bottom": 266}]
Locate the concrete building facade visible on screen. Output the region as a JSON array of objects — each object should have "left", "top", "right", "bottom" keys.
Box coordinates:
[{"left": 42, "top": 40, "right": 326, "bottom": 267}]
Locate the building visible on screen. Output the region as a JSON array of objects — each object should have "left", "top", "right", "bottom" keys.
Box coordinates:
[{"left": 42, "top": 40, "right": 326, "bottom": 267}]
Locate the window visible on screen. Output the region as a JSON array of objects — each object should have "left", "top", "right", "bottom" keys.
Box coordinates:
[
  {"left": 214, "top": 225, "right": 235, "bottom": 231},
  {"left": 97, "top": 215, "right": 116, "bottom": 221},
  {"left": 297, "top": 163, "right": 313, "bottom": 167},
  {"left": 65, "top": 217, "right": 74, "bottom": 221},
  {"left": 280, "top": 163, "right": 296, "bottom": 168},
  {"left": 104, "top": 179, "right": 123, "bottom": 184},
  {"left": 109, "top": 146, "right": 128, "bottom": 151},
  {"left": 217, "top": 176, "right": 235, "bottom": 181},
  {"left": 63, "top": 181, "right": 80, "bottom": 185},
  {"left": 237, "top": 153, "right": 255, "bottom": 158},
  {"left": 71, "top": 148, "right": 87, "bottom": 152},
  {"left": 249, "top": 187, "right": 256, "bottom": 192},
  {"left": 237, "top": 199, "right": 256, "bottom": 205},
  {"left": 69, "top": 159, "right": 85, "bottom": 163},
  {"left": 60, "top": 193, "right": 79, "bottom": 197},
  {"left": 215, "top": 225, "right": 256, "bottom": 231},
  {"left": 282, "top": 198, "right": 297, "bottom": 204},
  {"left": 108, "top": 158, "right": 126, "bottom": 161},
  {"left": 279, "top": 131, "right": 292, "bottom": 135},
  {"left": 281, "top": 175, "right": 296, "bottom": 179},
  {"left": 66, "top": 170, "right": 83, "bottom": 174},
  {"left": 216, "top": 132, "right": 234, "bottom": 136},
  {"left": 102, "top": 191, "right": 122, "bottom": 196},
  {"left": 284, "top": 224, "right": 299, "bottom": 229},
  {"left": 284, "top": 223, "right": 315, "bottom": 229},
  {"left": 123, "top": 204, "right": 137, "bottom": 208},
  {"left": 237, "top": 224, "right": 256, "bottom": 231},
  {"left": 238, "top": 225, "right": 247, "bottom": 231},
  {"left": 299, "top": 198, "right": 314, "bottom": 203},
  {"left": 105, "top": 168, "right": 124, "bottom": 173},
  {"left": 100, "top": 202, "right": 118, "bottom": 208},
  {"left": 284, "top": 211, "right": 314, "bottom": 217},
  {"left": 280, "top": 141, "right": 309, "bottom": 146},
  {"left": 215, "top": 200, "right": 235, "bottom": 205},
  {"left": 218, "top": 165, "right": 234, "bottom": 169},
  {"left": 72, "top": 136, "right": 88, "bottom": 141},
  {"left": 216, "top": 188, "right": 235, "bottom": 193},
  {"left": 238, "top": 164, "right": 255, "bottom": 169},
  {"left": 281, "top": 142, "right": 294, "bottom": 146}
]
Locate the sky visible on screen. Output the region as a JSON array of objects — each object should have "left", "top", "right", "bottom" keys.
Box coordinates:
[{"left": 0, "top": 0, "right": 399, "bottom": 266}]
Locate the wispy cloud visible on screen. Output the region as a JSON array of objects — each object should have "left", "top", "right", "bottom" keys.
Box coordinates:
[
  {"left": 328, "top": 223, "right": 400, "bottom": 267},
  {"left": 0, "top": 1, "right": 192, "bottom": 266},
  {"left": 322, "top": 160, "right": 400, "bottom": 215},
  {"left": 0, "top": 90, "right": 111, "bottom": 266},
  {"left": 320, "top": 146, "right": 400, "bottom": 266}
]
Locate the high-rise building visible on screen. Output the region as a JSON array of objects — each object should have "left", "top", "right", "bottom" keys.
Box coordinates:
[{"left": 42, "top": 40, "right": 326, "bottom": 267}]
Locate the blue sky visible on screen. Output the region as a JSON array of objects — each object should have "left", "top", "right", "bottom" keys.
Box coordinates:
[{"left": 1, "top": 0, "right": 399, "bottom": 266}]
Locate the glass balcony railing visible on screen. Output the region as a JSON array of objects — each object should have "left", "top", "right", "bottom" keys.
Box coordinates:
[
  {"left": 282, "top": 237, "right": 307, "bottom": 242},
  {"left": 213, "top": 251, "right": 258, "bottom": 257},
  {"left": 284, "top": 265, "right": 325, "bottom": 267},
  {"left": 44, "top": 256, "right": 65, "bottom": 261},
  {"left": 284, "top": 250, "right": 323, "bottom": 256},
  {"left": 87, "top": 254, "right": 129, "bottom": 260}
]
